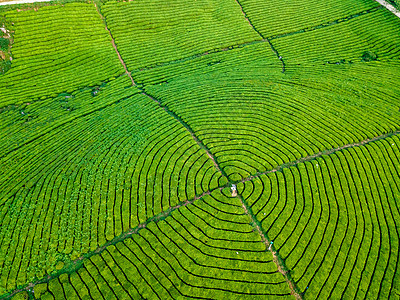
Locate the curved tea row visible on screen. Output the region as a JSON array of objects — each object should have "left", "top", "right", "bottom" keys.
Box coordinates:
[
  {"left": 0, "top": 91, "right": 222, "bottom": 294},
  {"left": 239, "top": 135, "right": 400, "bottom": 299},
  {"left": 138, "top": 43, "right": 400, "bottom": 182},
  {"left": 26, "top": 190, "right": 291, "bottom": 299},
  {"left": 101, "top": 0, "right": 261, "bottom": 71},
  {"left": 0, "top": 3, "right": 124, "bottom": 108},
  {"left": 237, "top": 0, "right": 379, "bottom": 37}
]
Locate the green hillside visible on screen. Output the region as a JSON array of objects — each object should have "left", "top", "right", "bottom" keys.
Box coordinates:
[{"left": 0, "top": 0, "right": 399, "bottom": 299}]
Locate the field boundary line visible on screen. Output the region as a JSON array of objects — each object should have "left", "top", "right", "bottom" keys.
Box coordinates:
[
  {"left": 238, "top": 129, "right": 400, "bottom": 184},
  {"left": 233, "top": 0, "right": 286, "bottom": 72},
  {"left": 236, "top": 194, "right": 303, "bottom": 299},
  {"left": 268, "top": 6, "right": 383, "bottom": 40},
  {"left": 374, "top": 0, "right": 400, "bottom": 18},
  {"left": 141, "top": 92, "right": 227, "bottom": 177},
  {"left": 94, "top": 3, "right": 136, "bottom": 86},
  {"left": 233, "top": 0, "right": 263, "bottom": 38}
]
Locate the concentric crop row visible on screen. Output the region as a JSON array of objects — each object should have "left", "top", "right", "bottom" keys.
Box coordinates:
[
  {"left": 26, "top": 190, "right": 291, "bottom": 299},
  {"left": 238, "top": 135, "right": 400, "bottom": 299},
  {"left": 0, "top": 90, "right": 223, "bottom": 294}
]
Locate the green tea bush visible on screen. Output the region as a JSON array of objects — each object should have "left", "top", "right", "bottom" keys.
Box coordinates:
[
  {"left": 101, "top": 0, "right": 261, "bottom": 70},
  {"left": 238, "top": 0, "right": 379, "bottom": 37},
  {"left": 139, "top": 43, "right": 400, "bottom": 181},
  {"left": 1, "top": 0, "right": 400, "bottom": 298},
  {"left": 361, "top": 50, "right": 378, "bottom": 62}
]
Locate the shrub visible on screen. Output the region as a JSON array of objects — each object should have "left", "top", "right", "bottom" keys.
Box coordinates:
[
  {"left": 0, "top": 37, "right": 9, "bottom": 51},
  {"left": 361, "top": 50, "right": 377, "bottom": 62}
]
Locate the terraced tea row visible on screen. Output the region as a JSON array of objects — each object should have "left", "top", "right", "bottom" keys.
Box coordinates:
[
  {"left": 238, "top": 134, "right": 400, "bottom": 299},
  {"left": 0, "top": 75, "right": 135, "bottom": 156},
  {"left": 6, "top": 131, "right": 400, "bottom": 300},
  {"left": 100, "top": 0, "right": 261, "bottom": 71},
  {"left": 16, "top": 190, "right": 291, "bottom": 299},
  {"left": 237, "top": 0, "right": 379, "bottom": 37},
  {"left": 272, "top": 8, "right": 400, "bottom": 68},
  {"left": 0, "top": 88, "right": 224, "bottom": 294},
  {"left": 137, "top": 43, "right": 400, "bottom": 182},
  {"left": 0, "top": 3, "right": 124, "bottom": 107}
]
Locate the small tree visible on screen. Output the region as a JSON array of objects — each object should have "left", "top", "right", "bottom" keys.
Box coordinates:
[{"left": 361, "top": 50, "right": 377, "bottom": 62}]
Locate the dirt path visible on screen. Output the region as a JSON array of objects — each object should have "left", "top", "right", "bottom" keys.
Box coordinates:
[
  {"left": 236, "top": 194, "right": 303, "bottom": 299},
  {"left": 374, "top": 0, "right": 400, "bottom": 17}
]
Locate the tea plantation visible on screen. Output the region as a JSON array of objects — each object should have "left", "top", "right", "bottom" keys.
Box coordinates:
[{"left": 0, "top": 0, "right": 399, "bottom": 299}]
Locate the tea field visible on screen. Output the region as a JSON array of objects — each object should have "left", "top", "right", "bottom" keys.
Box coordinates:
[{"left": 0, "top": 0, "right": 399, "bottom": 299}]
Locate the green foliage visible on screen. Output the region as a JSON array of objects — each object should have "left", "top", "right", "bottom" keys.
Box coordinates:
[
  {"left": 0, "top": 37, "right": 9, "bottom": 50},
  {"left": 140, "top": 42, "right": 400, "bottom": 181},
  {"left": 28, "top": 191, "right": 292, "bottom": 298},
  {"left": 271, "top": 9, "right": 400, "bottom": 68},
  {"left": 0, "top": 59, "right": 11, "bottom": 74},
  {"left": 388, "top": 0, "right": 400, "bottom": 10},
  {"left": 0, "top": 75, "right": 223, "bottom": 293},
  {"left": 361, "top": 50, "right": 378, "bottom": 62},
  {"left": 10, "top": 291, "right": 28, "bottom": 300},
  {"left": 0, "top": 0, "right": 400, "bottom": 298},
  {"left": 238, "top": 0, "right": 379, "bottom": 37}
]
